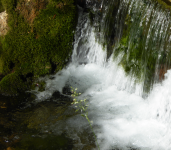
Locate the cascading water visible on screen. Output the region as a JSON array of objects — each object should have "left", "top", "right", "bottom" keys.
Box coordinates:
[{"left": 33, "top": 0, "right": 171, "bottom": 149}]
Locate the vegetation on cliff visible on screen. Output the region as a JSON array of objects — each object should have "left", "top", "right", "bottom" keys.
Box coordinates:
[{"left": 0, "top": 0, "right": 76, "bottom": 95}]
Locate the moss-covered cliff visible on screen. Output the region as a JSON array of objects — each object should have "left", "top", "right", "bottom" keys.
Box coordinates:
[{"left": 0, "top": 0, "right": 76, "bottom": 95}]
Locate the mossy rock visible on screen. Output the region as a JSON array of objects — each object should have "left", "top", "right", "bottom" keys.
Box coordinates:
[
  {"left": 0, "top": 0, "right": 76, "bottom": 95},
  {"left": 0, "top": 72, "right": 28, "bottom": 95}
]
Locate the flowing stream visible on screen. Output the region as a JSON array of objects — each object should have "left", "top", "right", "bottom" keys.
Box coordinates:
[{"left": 30, "top": 0, "right": 171, "bottom": 149}]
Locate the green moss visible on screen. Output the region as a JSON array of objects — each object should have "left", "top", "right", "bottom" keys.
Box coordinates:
[
  {"left": 0, "top": 0, "right": 76, "bottom": 95},
  {"left": 0, "top": 72, "right": 28, "bottom": 95},
  {"left": 0, "top": 0, "right": 5, "bottom": 13},
  {"left": 0, "top": 38, "right": 3, "bottom": 73},
  {"left": 1, "top": 0, "right": 17, "bottom": 13},
  {"left": 0, "top": 58, "right": 3, "bottom": 73}
]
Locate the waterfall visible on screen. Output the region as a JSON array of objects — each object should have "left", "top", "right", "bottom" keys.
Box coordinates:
[
  {"left": 101, "top": 0, "right": 171, "bottom": 94},
  {"left": 33, "top": 0, "right": 171, "bottom": 149}
]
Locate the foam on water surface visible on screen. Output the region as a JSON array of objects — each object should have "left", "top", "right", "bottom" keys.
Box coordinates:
[
  {"left": 34, "top": 36, "right": 171, "bottom": 150},
  {"left": 33, "top": 3, "right": 171, "bottom": 149}
]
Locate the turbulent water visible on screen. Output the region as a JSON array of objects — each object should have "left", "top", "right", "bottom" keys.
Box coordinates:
[{"left": 33, "top": 0, "right": 171, "bottom": 149}]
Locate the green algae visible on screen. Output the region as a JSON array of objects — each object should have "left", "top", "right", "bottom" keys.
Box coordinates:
[{"left": 0, "top": 0, "right": 76, "bottom": 95}]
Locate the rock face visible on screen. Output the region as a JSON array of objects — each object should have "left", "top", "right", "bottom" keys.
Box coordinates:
[{"left": 0, "top": 11, "right": 8, "bottom": 36}]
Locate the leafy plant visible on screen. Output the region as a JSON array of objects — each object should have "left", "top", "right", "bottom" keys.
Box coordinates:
[{"left": 70, "top": 87, "right": 100, "bottom": 150}]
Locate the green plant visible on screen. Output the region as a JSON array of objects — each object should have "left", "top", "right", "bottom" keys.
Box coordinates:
[{"left": 70, "top": 87, "right": 100, "bottom": 150}]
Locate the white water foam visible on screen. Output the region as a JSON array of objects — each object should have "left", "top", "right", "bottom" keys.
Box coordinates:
[
  {"left": 33, "top": 6, "right": 171, "bottom": 150},
  {"left": 34, "top": 31, "right": 171, "bottom": 150}
]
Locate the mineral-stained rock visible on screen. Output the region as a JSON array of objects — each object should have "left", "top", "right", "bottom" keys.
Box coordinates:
[{"left": 0, "top": 11, "right": 8, "bottom": 36}]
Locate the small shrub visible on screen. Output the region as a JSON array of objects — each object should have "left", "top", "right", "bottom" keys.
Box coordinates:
[{"left": 71, "top": 87, "right": 100, "bottom": 150}]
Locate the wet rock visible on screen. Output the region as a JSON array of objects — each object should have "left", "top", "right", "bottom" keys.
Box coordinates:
[
  {"left": 51, "top": 91, "right": 62, "bottom": 98},
  {"left": 78, "top": 129, "right": 96, "bottom": 150},
  {"left": 62, "top": 86, "right": 72, "bottom": 95},
  {"left": 75, "top": 0, "right": 86, "bottom": 8},
  {"left": 0, "top": 92, "right": 33, "bottom": 110},
  {"left": 50, "top": 91, "right": 71, "bottom": 102},
  {"left": 24, "top": 102, "right": 70, "bottom": 129}
]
